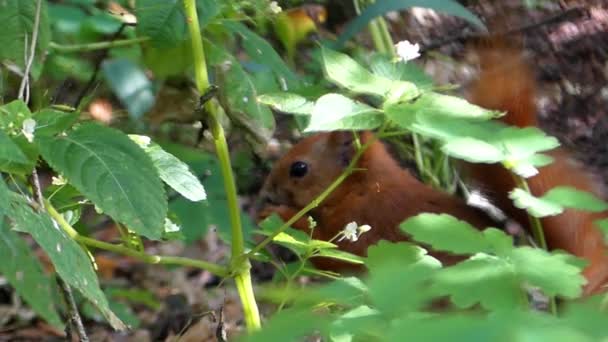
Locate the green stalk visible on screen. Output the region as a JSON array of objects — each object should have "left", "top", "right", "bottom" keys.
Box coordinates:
[
  {"left": 182, "top": 0, "right": 260, "bottom": 331},
  {"left": 511, "top": 174, "right": 556, "bottom": 314},
  {"left": 49, "top": 37, "right": 150, "bottom": 53},
  {"left": 44, "top": 200, "right": 228, "bottom": 277}
]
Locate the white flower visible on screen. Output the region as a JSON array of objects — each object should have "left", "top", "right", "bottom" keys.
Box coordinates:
[
  {"left": 358, "top": 224, "right": 371, "bottom": 234},
  {"left": 339, "top": 221, "right": 359, "bottom": 242},
  {"left": 339, "top": 221, "right": 372, "bottom": 242},
  {"left": 394, "top": 40, "right": 421, "bottom": 63},
  {"left": 22, "top": 118, "right": 36, "bottom": 142},
  {"left": 269, "top": 1, "right": 282, "bottom": 14}
]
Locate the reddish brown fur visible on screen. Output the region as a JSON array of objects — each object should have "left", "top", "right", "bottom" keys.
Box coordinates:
[
  {"left": 467, "top": 46, "right": 608, "bottom": 295},
  {"left": 258, "top": 131, "right": 496, "bottom": 271}
]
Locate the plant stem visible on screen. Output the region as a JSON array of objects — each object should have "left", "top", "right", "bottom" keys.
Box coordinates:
[
  {"left": 49, "top": 37, "right": 150, "bottom": 53},
  {"left": 512, "top": 176, "right": 548, "bottom": 250},
  {"left": 512, "top": 175, "right": 557, "bottom": 314},
  {"left": 44, "top": 200, "right": 228, "bottom": 277},
  {"left": 182, "top": 0, "right": 260, "bottom": 331}
]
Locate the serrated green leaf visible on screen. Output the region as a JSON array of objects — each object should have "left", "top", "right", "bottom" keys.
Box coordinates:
[
  {"left": 142, "top": 39, "right": 192, "bottom": 78},
  {"left": 367, "top": 257, "right": 438, "bottom": 315},
  {"left": 162, "top": 143, "right": 254, "bottom": 244},
  {"left": 243, "top": 308, "right": 328, "bottom": 342},
  {"left": 336, "top": 0, "right": 485, "bottom": 47},
  {"left": 132, "top": 137, "right": 206, "bottom": 202},
  {"left": 223, "top": 21, "right": 300, "bottom": 90},
  {"left": 0, "top": 221, "right": 63, "bottom": 328},
  {"left": 0, "top": 177, "right": 8, "bottom": 216},
  {"left": 495, "top": 127, "right": 560, "bottom": 160},
  {"left": 8, "top": 197, "right": 125, "bottom": 329},
  {"left": 442, "top": 137, "right": 504, "bottom": 163},
  {"left": 38, "top": 123, "right": 167, "bottom": 240},
  {"left": 33, "top": 109, "right": 79, "bottom": 137},
  {"left": 330, "top": 305, "right": 383, "bottom": 342},
  {"left": 397, "top": 92, "right": 498, "bottom": 120},
  {"left": 509, "top": 188, "right": 563, "bottom": 218},
  {"left": 0, "top": 0, "right": 50, "bottom": 79},
  {"left": 432, "top": 253, "right": 522, "bottom": 311},
  {"left": 370, "top": 53, "right": 434, "bottom": 88},
  {"left": 206, "top": 41, "right": 275, "bottom": 135},
  {"left": 257, "top": 92, "right": 314, "bottom": 115},
  {"left": 541, "top": 186, "right": 608, "bottom": 212},
  {"left": 400, "top": 213, "right": 493, "bottom": 255},
  {"left": 0, "top": 100, "right": 32, "bottom": 134},
  {"left": 101, "top": 58, "right": 155, "bottom": 119},
  {"left": 135, "top": 0, "right": 186, "bottom": 47},
  {"left": 321, "top": 46, "right": 395, "bottom": 97},
  {"left": 365, "top": 240, "right": 435, "bottom": 270},
  {"left": 304, "top": 93, "right": 383, "bottom": 132},
  {"left": 510, "top": 247, "right": 585, "bottom": 298},
  {"left": 0, "top": 130, "right": 30, "bottom": 173}
]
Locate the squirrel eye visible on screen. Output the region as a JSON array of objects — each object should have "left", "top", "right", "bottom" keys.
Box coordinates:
[{"left": 289, "top": 161, "right": 308, "bottom": 178}]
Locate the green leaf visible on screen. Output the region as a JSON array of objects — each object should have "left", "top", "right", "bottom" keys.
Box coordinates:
[
  {"left": 336, "top": 0, "right": 485, "bottom": 47},
  {"left": 132, "top": 136, "right": 206, "bottom": 202},
  {"left": 365, "top": 240, "right": 436, "bottom": 270},
  {"left": 321, "top": 46, "right": 395, "bottom": 97},
  {"left": 370, "top": 53, "right": 434, "bottom": 88},
  {"left": 142, "top": 39, "right": 192, "bottom": 78},
  {"left": 33, "top": 109, "right": 79, "bottom": 137},
  {"left": 101, "top": 58, "right": 155, "bottom": 120},
  {"left": 442, "top": 137, "right": 504, "bottom": 163},
  {"left": 509, "top": 188, "right": 563, "bottom": 218},
  {"left": 542, "top": 186, "right": 608, "bottom": 212},
  {"left": 432, "top": 254, "right": 522, "bottom": 311},
  {"left": 207, "top": 41, "right": 275, "bottom": 135},
  {"left": 162, "top": 143, "right": 254, "bottom": 244},
  {"left": 8, "top": 197, "right": 125, "bottom": 330},
  {"left": 257, "top": 92, "right": 314, "bottom": 115},
  {"left": 494, "top": 127, "right": 560, "bottom": 160},
  {"left": 0, "top": 177, "right": 8, "bottom": 216},
  {"left": 0, "top": 221, "right": 63, "bottom": 328},
  {"left": 0, "top": 0, "right": 51, "bottom": 79},
  {"left": 400, "top": 213, "right": 498, "bottom": 255},
  {"left": 38, "top": 123, "right": 167, "bottom": 240},
  {"left": 0, "top": 100, "right": 32, "bottom": 134},
  {"left": 330, "top": 305, "right": 384, "bottom": 342},
  {"left": 316, "top": 248, "right": 365, "bottom": 265},
  {"left": 223, "top": 21, "right": 300, "bottom": 90},
  {"left": 243, "top": 308, "right": 328, "bottom": 342},
  {"left": 135, "top": 0, "right": 186, "bottom": 47},
  {"left": 196, "top": 0, "right": 221, "bottom": 28},
  {"left": 0, "top": 130, "right": 31, "bottom": 173},
  {"left": 304, "top": 93, "right": 383, "bottom": 132},
  {"left": 510, "top": 247, "right": 585, "bottom": 298},
  {"left": 393, "top": 92, "right": 498, "bottom": 120}
]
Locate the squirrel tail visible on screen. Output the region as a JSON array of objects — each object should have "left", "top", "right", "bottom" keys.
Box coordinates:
[{"left": 466, "top": 40, "right": 608, "bottom": 295}]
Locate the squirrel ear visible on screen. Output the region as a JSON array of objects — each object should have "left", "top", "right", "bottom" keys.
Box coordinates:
[{"left": 327, "top": 131, "right": 359, "bottom": 167}]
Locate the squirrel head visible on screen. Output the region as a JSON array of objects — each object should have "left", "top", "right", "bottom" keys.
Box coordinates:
[{"left": 258, "top": 131, "right": 371, "bottom": 210}]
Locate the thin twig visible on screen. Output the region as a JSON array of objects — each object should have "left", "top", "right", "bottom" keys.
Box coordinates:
[
  {"left": 421, "top": 6, "right": 588, "bottom": 53},
  {"left": 17, "top": 0, "right": 42, "bottom": 103},
  {"left": 30, "top": 169, "right": 90, "bottom": 341}
]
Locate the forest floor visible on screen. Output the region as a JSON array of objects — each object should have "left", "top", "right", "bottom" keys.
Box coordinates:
[{"left": 1, "top": 1, "right": 607, "bottom": 341}]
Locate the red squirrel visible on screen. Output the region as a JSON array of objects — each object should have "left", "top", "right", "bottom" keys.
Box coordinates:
[
  {"left": 257, "top": 46, "right": 608, "bottom": 295},
  {"left": 257, "top": 131, "right": 496, "bottom": 271},
  {"left": 466, "top": 45, "right": 608, "bottom": 295}
]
